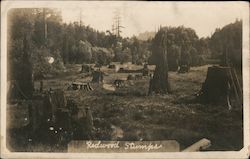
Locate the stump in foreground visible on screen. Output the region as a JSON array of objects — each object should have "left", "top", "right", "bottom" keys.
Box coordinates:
[
  {"left": 197, "top": 65, "right": 242, "bottom": 109},
  {"left": 198, "top": 66, "right": 230, "bottom": 102}
]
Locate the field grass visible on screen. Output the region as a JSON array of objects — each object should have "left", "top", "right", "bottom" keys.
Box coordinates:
[{"left": 7, "top": 64, "right": 243, "bottom": 151}]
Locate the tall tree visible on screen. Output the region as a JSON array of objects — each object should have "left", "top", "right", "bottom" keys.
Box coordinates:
[
  {"left": 209, "top": 19, "right": 242, "bottom": 68},
  {"left": 148, "top": 26, "right": 201, "bottom": 71}
]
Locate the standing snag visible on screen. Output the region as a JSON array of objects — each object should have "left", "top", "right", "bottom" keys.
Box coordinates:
[
  {"left": 148, "top": 30, "right": 171, "bottom": 95},
  {"left": 14, "top": 36, "right": 34, "bottom": 100}
]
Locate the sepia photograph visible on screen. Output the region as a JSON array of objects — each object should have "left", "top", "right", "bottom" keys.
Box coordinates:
[{"left": 1, "top": 1, "right": 249, "bottom": 159}]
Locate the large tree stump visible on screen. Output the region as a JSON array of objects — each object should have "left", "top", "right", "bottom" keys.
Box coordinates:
[
  {"left": 197, "top": 66, "right": 231, "bottom": 103},
  {"left": 148, "top": 32, "right": 171, "bottom": 95}
]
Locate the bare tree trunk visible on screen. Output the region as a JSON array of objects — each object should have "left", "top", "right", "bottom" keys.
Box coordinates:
[
  {"left": 149, "top": 34, "right": 171, "bottom": 95},
  {"left": 18, "top": 36, "right": 34, "bottom": 99}
]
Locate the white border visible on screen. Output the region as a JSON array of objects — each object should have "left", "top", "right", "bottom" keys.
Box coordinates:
[{"left": 1, "top": 1, "right": 249, "bottom": 159}]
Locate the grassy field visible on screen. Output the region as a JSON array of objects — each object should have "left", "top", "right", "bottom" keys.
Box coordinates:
[{"left": 7, "top": 64, "right": 243, "bottom": 151}]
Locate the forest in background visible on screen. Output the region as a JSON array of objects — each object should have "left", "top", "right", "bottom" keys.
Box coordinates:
[{"left": 7, "top": 8, "right": 242, "bottom": 80}]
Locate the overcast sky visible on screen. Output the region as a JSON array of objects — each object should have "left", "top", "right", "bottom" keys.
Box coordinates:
[{"left": 60, "top": 1, "right": 245, "bottom": 38}]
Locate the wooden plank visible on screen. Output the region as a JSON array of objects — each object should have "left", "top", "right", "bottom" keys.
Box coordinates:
[{"left": 182, "top": 138, "right": 211, "bottom": 152}]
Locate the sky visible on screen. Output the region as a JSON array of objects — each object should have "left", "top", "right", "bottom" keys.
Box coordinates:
[{"left": 60, "top": 1, "right": 245, "bottom": 38}]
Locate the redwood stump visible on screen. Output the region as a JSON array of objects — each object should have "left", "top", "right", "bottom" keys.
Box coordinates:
[
  {"left": 148, "top": 30, "right": 171, "bottom": 95},
  {"left": 197, "top": 66, "right": 231, "bottom": 103}
]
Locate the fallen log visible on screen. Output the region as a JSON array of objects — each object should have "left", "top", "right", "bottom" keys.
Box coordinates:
[{"left": 182, "top": 138, "right": 211, "bottom": 152}]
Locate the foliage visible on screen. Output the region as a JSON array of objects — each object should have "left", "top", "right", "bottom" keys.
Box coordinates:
[
  {"left": 209, "top": 20, "right": 242, "bottom": 68},
  {"left": 149, "top": 26, "right": 192, "bottom": 69},
  {"left": 130, "top": 37, "right": 151, "bottom": 65},
  {"left": 31, "top": 47, "right": 52, "bottom": 78},
  {"left": 92, "top": 47, "right": 114, "bottom": 66},
  {"left": 8, "top": 8, "right": 242, "bottom": 80},
  {"left": 121, "top": 47, "right": 132, "bottom": 63},
  {"left": 113, "top": 42, "right": 123, "bottom": 62},
  {"left": 8, "top": 8, "right": 65, "bottom": 79},
  {"left": 77, "top": 40, "right": 92, "bottom": 63},
  {"left": 168, "top": 44, "right": 181, "bottom": 71}
]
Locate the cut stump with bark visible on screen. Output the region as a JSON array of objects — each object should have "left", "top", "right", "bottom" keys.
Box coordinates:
[
  {"left": 148, "top": 31, "right": 171, "bottom": 95},
  {"left": 197, "top": 65, "right": 242, "bottom": 108}
]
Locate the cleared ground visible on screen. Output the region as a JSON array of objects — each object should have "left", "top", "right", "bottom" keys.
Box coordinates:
[{"left": 7, "top": 64, "right": 243, "bottom": 151}]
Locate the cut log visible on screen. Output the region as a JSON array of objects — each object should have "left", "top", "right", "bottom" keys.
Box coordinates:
[{"left": 182, "top": 138, "right": 211, "bottom": 152}]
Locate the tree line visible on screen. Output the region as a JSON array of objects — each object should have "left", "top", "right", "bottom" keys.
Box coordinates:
[
  {"left": 148, "top": 26, "right": 210, "bottom": 71},
  {"left": 8, "top": 8, "right": 151, "bottom": 79},
  {"left": 209, "top": 19, "right": 242, "bottom": 68},
  {"left": 7, "top": 8, "right": 242, "bottom": 80},
  {"left": 149, "top": 19, "right": 242, "bottom": 71}
]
